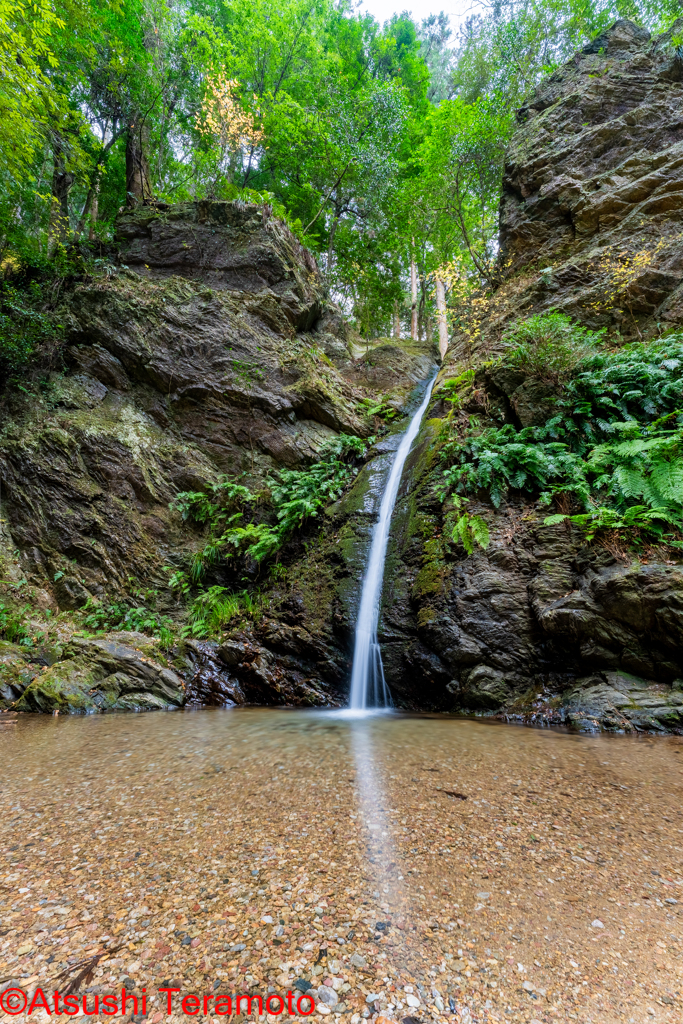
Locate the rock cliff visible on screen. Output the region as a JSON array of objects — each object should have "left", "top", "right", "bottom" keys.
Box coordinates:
[
  {"left": 458, "top": 17, "right": 683, "bottom": 355},
  {"left": 3, "top": 20, "right": 683, "bottom": 731},
  {"left": 0, "top": 201, "right": 434, "bottom": 712},
  {"left": 376, "top": 18, "right": 683, "bottom": 732},
  {"left": 231, "top": 18, "right": 683, "bottom": 733}
]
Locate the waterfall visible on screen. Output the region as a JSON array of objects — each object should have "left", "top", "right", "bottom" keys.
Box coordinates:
[{"left": 349, "top": 373, "right": 438, "bottom": 710}]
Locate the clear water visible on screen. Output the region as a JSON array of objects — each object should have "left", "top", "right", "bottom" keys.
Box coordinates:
[
  {"left": 1, "top": 707, "right": 679, "bottom": 1023},
  {"left": 348, "top": 375, "right": 438, "bottom": 710}
]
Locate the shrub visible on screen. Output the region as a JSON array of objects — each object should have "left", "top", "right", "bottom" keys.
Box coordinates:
[
  {"left": 556, "top": 336, "right": 683, "bottom": 449},
  {"left": 170, "top": 433, "right": 369, "bottom": 579},
  {"left": 438, "top": 334, "right": 683, "bottom": 546},
  {"left": 169, "top": 433, "right": 370, "bottom": 635},
  {"left": 544, "top": 505, "right": 678, "bottom": 542},
  {"left": 81, "top": 600, "right": 174, "bottom": 646},
  {"left": 184, "top": 587, "right": 242, "bottom": 638},
  {"left": 502, "top": 311, "right": 605, "bottom": 383},
  {"left": 446, "top": 496, "right": 490, "bottom": 554},
  {"left": 0, "top": 603, "right": 34, "bottom": 646}
]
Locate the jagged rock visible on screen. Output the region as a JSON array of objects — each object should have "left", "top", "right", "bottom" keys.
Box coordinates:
[
  {"left": 0, "top": 642, "right": 37, "bottom": 705},
  {"left": 12, "top": 637, "right": 184, "bottom": 713},
  {"left": 447, "top": 17, "right": 683, "bottom": 358}
]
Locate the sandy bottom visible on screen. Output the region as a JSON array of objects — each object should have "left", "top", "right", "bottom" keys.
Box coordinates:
[{"left": 1, "top": 708, "right": 682, "bottom": 1024}]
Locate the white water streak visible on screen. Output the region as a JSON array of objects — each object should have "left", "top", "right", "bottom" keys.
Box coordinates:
[{"left": 349, "top": 374, "right": 437, "bottom": 709}]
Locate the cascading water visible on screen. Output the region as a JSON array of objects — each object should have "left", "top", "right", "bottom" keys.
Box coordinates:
[{"left": 348, "top": 373, "right": 438, "bottom": 710}]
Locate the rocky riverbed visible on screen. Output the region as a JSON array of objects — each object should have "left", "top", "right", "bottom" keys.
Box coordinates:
[{"left": 1, "top": 710, "right": 682, "bottom": 1024}]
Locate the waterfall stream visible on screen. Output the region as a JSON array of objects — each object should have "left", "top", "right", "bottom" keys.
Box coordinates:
[{"left": 349, "top": 373, "right": 438, "bottom": 710}]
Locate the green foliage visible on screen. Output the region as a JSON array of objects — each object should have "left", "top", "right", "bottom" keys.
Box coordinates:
[
  {"left": 586, "top": 424, "right": 683, "bottom": 518},
  {"left": 81, "top": 598, "right": 174, "bottom": 646},
  {"left": 359, "top": 397, "right": 399, "bottom": 421},
  {"left": 184, "top": 586, "right": 242, "bottom": 638},
  {"left": 439, "top": 369, "right": 476, "bottom": 414},
  {"left": 502, "top": 311, "right": 605, "bottom": 383},
  {"left": 171, "top": 478, "right": 253, "bottom": 525},
  {"left": 446, "top": 495, "right": 490, "bottom": 554},
  {"left": 183, "top": 585, "right": 265, "bottom": 638},
  {"left": 270, "top": 434, "right": 369, "bottom": 537},
  {"left": 169, "top": 433, "right": 368, "bottom": 632},
  {"left": 441, "top": 424, "right": 589, "bottom": 508},
  {"left": 1, "top": 0, "right": 678, "bottom": 346},
  {"left": 439, "top": 334, "right": 683, "bottom": 546},
  {"left": 555, "top": 336, "right": 683, "bottom": 449},
  {"left": 0, "top": 602, "right": 34, "bottom": 646},
  {"left": 544, "top": 505, "right": 678, "bottom": 542},
  {"left": 172, "top": 434, "right": 368, "bottom": 582}
]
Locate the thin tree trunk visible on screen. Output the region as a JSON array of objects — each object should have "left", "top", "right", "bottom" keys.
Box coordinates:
[
  {"left": 410, "top": 256, "right": 418, "bottom": 341},
  {"left": 74, "top": 166, "right": 102, "bottom": 242},
  {"left": 327, "top": 213, "right": 339, "bottom": 276},
  {"left": 393, "top": 300, "right": 400, "bottom": 339},
  {"left": 126, "top": 118, "right": 152, "bottom": 207},
  {"left": 48, "top": 138, "right": 74, "bottom": 254},
  {"left": 88, "top": 186, "right": 99, "bottom": 241},
  {"left": 436, "top": 276, "right": 448, "bottom": 359},
  {"left": 418, "top": 272, "right": 426, "bottom": 341}
]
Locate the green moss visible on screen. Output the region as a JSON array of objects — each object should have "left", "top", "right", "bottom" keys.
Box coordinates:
[
  {"left": 417, "top": 606, "right": 438, "bottom": 628},
  {"left": 15, "top": 657, "right": 99, "bottom": 713},
  {"left": 412, "top": 560, "right": 444, "bottom": 599}
]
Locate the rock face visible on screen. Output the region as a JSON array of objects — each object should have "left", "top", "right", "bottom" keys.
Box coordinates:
[
  {"left": 361, "top": 18, "right": 683, "bottom": 731},
  {"left": 1, "top": 634, "right": 184, "bottom": 713},
  {"left": 0, "top": 200, "right": 408, "bottom": 603},
  {"left": 459, "top": 18, "right": 683, "bottom": 351},
  {"left": 246, "top": 19, "right": 683, "bottom": 732},
  {"left": 4, "top": 25, "right": 683, "bottom": 728},
  {"left": 0, "top": 201, "right": 433, "bottom": 712}
]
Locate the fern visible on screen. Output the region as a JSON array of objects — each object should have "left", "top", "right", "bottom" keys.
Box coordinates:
[
  {"left": 586, "top": 425, "right": 683, "bottom": 517},
  {"left": 444, "top": 496, "right": 490, "bottom": 555},
  {"left": 441, "top": 425, "right": 590, "bottom": 508},
  {"left": 544, "top": 505, "right": 677, "bottom": 542},
  {"left": 183, "top": 586, "right": 241, "bottom": 638},
  {"left": 438, "top": 334, "right": 683, "bottom": 546},
  {"left": 169, "top": 433, "right": 370, "bottom": 633}
]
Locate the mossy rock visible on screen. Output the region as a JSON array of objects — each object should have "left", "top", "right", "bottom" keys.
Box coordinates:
[
  {"left": 0, "top": 641, "right": 36, "bottom": 707},
  {"left": 15, "top": 657, "right": 100, "bottom": 713},
  {"left": 14, "top": 640, "right": 185, "bottom": 714}
]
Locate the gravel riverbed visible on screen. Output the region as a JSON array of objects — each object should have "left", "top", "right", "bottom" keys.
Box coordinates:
[{"left": 1, "top": 709, "right": 682, "bottom": 1024}]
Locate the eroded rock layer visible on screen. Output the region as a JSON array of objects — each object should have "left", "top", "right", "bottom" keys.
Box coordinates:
[
  {"left": 0, "top": 201, "right": 434, "bottom": 712},
  {"left": 456, "top": 18, "right": 683, "bottom": 353}
]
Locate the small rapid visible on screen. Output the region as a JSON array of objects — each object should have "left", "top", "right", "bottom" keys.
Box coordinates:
[{"left": 348, "top": 373, "right": 438, "bottom": 710}]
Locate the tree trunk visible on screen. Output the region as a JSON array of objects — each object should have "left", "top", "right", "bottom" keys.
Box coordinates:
[
  {"left": 410, "top": 257, "right": 418, "bottom": 340},
  {"left": 393, "top": 300, "right": 400, "bottom": 339},
  {"left": 88, "top": 186, "right": 99, "bottom": 241},
  {"left": 327, "top": 213, "right": 340, "bottom": 276},
  {"left": 436, "top": 276, "right": 449, "bottom": 359},
  {"left": 126, "top": 119, "right": 152, "bottom": 207},
  {"left": 418, "top": 271, "right": 426, "bottom": 341},
  {"left": 48, "top": 139, "right": 74, "bottom": 253}
]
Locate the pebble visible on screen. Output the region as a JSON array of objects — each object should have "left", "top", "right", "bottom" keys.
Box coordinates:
[
  {"left": 1, "top": 709, "right": 680, "bottom": 1024},
  {"left": 591, "top": 918, "right": 605, "bottom": 928},
  {"left": 318, "top": 986, "right": 339, "bottom": 1006}
]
